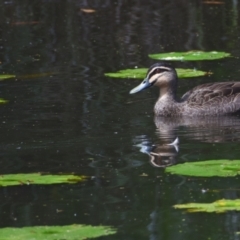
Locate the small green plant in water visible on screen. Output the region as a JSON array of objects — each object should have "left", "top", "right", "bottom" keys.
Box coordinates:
[
  {"left": 0, "top": 98, "right": 8, "bottom": 104},
  {"left": 166, "top": 160, "right": 240, "bottom": 177},
  {"left": 0, "top": 173, "right": 86, "bottom": 187},
  {"left": 174, "top": 199, "right": 240, "bottom": 213},
  {"left": 0, "top": 225, "right": 116, "bottom": 240},
  {"left": 0, "top": 74, "right": 15, "bottom": 80},
  {"left": 149, "top": 51, "right": 231, "bottom": 61}
]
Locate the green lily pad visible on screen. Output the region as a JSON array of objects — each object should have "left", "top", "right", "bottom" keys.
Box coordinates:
[
  {"left": 105, "top": 68, "right": 208, "bottom": 79},
  {"left": 177, "top": 68, "right": 211, "bottom": 78},
  {"left": 166, "top": 160, "right": 240, "bottom": 177},
  {"left": 0, "top": 173, "right": 85, "bottom": 187},
  {"left": 149, "top": 51, "right": 231, "bottom": 61},
  {"left": 0, "top": 224, "right": 116, "bottom": 240},
  {"left": 0, "top": 74, "right": 15, "bottom": 80},
  {"left": 0, "top": 98, "right": 8, "bottom": 104},
  {"left": 105, "top": 68, "right": 147, "bottom": 79},
  {"left": 174, "top": 199, "right": 240, "bottom": 213}
]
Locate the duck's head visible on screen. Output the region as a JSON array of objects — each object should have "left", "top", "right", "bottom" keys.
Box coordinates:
[{"left": 129, "top": 62, "right": 177, "bottom": 94}]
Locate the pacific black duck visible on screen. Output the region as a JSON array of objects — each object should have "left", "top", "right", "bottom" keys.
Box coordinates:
[{"left": 130, "top": 62, "right": 240, "bottom": 116}]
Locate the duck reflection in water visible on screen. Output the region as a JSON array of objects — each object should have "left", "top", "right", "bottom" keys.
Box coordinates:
[
  {"left": 135, "top": 116, "right": 240, "bottom": 168},
  {"left": 149, "top": 137, "right": 178, "bottom": 168},
  {"left": 135, "top": 130, "right": 179, "bottom": 168}
]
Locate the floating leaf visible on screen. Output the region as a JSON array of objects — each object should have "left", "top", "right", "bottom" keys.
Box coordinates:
[
  {"left": 0, "top": 225, "right": 116, "bottom": 240},
  {"left": 105, "top": 68, "right": 147, "bottom": 79},
  {"left": 0, "top": 173, "right": 85, "bottom": 187},
  {"left": 177, "top": 68, "right": 211, "bottom": 78},
  {"left": 166, "top": 160, "right": 240, "bottom": 177},
  {"left": 105, "top": 68, "right": 208, "bottom": 79},
  {"left": 174, "top": 199, "right": 240, "bottom": 213},
  {"left": 0, "top": 98, "right": 8, "bottom": 104},
  {"left": 149, "top": 51, "right": 231, "bottom": 61},
  {"left": 0, "top": 74, "right": 15, "bottom": 80}
]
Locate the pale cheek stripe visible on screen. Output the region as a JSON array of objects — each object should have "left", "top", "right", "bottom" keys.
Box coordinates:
[
  {"left": 149, "top": 75, "right": 160, "bottom": 84},
  {"left": 147, "top": 67, "right": 170, "bottom": 79}
]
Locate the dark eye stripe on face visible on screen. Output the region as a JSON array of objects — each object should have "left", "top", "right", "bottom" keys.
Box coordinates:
[{"left": 147, "top": 67, "right": 169, "bottom": 79}]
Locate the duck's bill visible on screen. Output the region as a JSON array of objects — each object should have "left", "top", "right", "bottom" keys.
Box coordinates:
[{"left": 129, "top": 78, "right": 152, "bottom": 94}]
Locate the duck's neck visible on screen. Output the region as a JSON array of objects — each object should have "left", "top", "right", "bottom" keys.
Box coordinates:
[
  {"left": 159, "top": 85, "right": 178, "bottom": 102},
  {"left": 154, "top": 87, "right": 181, "bottom": 116}
]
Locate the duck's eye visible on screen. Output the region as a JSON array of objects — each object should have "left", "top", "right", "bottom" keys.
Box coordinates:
[
  {"left": 148, "top": 68, "right": 166, "bottom": 79},
  {"left": 155, "top": 68, "right": 165, "bottom": 74}
]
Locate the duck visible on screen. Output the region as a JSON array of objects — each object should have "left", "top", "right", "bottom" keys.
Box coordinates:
[{"left": 129, "top": 62, "right": 240, "bottom": 116}]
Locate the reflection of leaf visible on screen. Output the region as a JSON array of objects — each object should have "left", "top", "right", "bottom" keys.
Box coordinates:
[
  {"left": 0, "top": 225, "right": 116, "bottom": 239},
  {"left": 174, "top": 199, "right": 240, "bottom": 213},
  {"left": 105, "top": 195, "right": 123, "bottom": 203},
  {"left": 166, "top": 160, "right": 240, "bottom": 177},
  {"left": 81, "top": 8, "right": 96, "bottom": 13},
  {"left": 0, "top": 72, "right": 55, "bottom": 81},
  {"left": 0, "top": 74, "right": 15, "bottom": 80},
  {"left": 149, "top": 51, "right": 231, "bottom": 61},
  {"left": 203, "top": 1, "right": 225, "bottom": 4},
  {"left": 0, "top": 173, "right": 86, "bottom": 187},
  {"left": 19, "top": 72, "right": 55, "bottom": 79},
  {"left": 114, "top": 172, "right": 129, "bottom": 187},
  {"left": 105, "top": 68, "right": 209, "bottom": 79},
  {"left": 11, "top": 21, "right": 41, "bottom": 25}
]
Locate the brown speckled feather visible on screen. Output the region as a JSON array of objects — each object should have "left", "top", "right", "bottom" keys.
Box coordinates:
[{"left": 182, "top": 82, "right": 240, "bottom": 115}]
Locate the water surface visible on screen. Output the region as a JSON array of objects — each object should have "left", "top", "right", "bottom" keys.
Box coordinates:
[{"left": 0, "top": 1, "right": 240, "bottom": 239}]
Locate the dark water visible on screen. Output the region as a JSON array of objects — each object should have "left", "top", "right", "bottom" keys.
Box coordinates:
[{"left": 0, "top": 1, "right": 240, "bottom": 239}]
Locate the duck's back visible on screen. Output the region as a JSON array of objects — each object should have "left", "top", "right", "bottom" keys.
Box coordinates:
[{"left": 181, "top": 82, "right": 240, "bottom": 115}]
